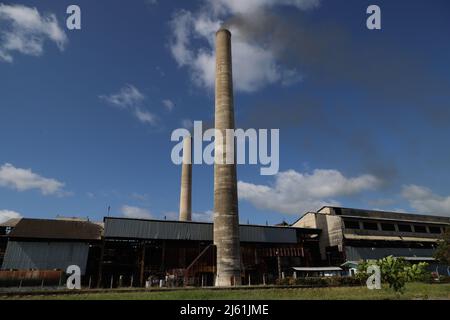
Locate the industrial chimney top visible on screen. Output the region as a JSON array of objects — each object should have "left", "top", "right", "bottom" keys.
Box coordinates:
[{"left": 216, "top": 28, "right": 231, "bottom": 36}]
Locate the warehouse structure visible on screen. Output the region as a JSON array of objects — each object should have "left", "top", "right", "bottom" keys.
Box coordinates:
[
  {"left": 293, "top": 206, "right": 450, "bottom": 272},
  {"left": 1, "top": 218, "right": 103, "bottom": 285},
  {"left": 0, "top": 207, "right": 449, "bottom": 287},
  {"left": 99, "top": 217, "right": 321, "bottom": 287},
  {"left": 1, "top": 27, "right": 449, "bottom": 287}
]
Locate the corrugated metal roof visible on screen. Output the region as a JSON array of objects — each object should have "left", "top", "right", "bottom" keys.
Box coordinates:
[
  {"left": 0, "top": 218, "right": 21, "bottom": 228},
  {"left": 9, "top": 218, "right": 103, "bottom": 241},
  {"left": 344, "top": 233, "right": 439, "bottom": 242},
  {"left": 403, "top": 257, "right": 436, "bottom": 261},
  {"left": 1, "top": 241, "right": 90, "bottom": 274},
  {"left": 104, "top": 218, "right": 213, "bottom": 241},
  {"left": 400, "top": 237, "right": 440, "bottom": 242},
  {"left": 104, "top": 218, "right": 305, "bottom": 243},
  {"left": 340, "top": 214, "right": 448, "bottom": 225},
  {"left": 293, "top": 267, "right": 343, "bottom": 271},
  {"left": 324, "top": 206, "right": 450, "bottom": 224}
]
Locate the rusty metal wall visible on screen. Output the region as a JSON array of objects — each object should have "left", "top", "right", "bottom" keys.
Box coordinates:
[{"left": 0, "top": 270, "right": 62, "bottom": 281}]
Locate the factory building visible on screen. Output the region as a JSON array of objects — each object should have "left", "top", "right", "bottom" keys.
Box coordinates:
[
  {"left": 0, "top": 207, "right": 448, "bottom": 287},
  {"left": 1, "top": 28, "right": 449, "bottom": 288},
  {"left": 1, "top": 218, "right": 103, "bottom": 285},
  {"left": 99, "top": 217, "right": 321, "bottom": 287},
  {"left": 0, "top": 216, "right": 322, "bottom": 287},
  {"left": 293, "top": 206, "right": 450, "bottom": 272}
]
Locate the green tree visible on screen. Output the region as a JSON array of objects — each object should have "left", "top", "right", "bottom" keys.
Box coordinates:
[{"left": 433, "top": 227, "right": 450, "bottom": 265}]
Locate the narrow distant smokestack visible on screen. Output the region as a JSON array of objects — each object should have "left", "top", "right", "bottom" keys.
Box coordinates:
[
  {"left": 179, "top": 135, "right": 192, "bottom": 221},
  {"left": 213, "top": 28, "right": 241, "bottom": 286}
]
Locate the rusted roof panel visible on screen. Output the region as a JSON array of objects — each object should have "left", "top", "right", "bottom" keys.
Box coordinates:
[{"left": 9, "top": 218, "right": 103, "bottom": 241}]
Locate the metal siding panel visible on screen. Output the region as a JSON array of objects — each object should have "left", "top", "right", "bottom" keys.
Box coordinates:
[
  {"left": 104, "top": 218, "right": 297, "bottom": 243},
  {"left": 239, "top": 225, "right": 297, "bottom": 243},
  {"left": 1, "top": 241, "right": 89, "bottom": 274},
  {"left": 345, "top": 246, "right": 434, "bottom": 261},
  {"left": 104, "top": 219, "right": 213, "bottom": 241}
]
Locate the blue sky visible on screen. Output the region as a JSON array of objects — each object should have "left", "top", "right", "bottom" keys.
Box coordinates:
[{"left": 1, "top": 0, "right": 450, "bottom": 224}]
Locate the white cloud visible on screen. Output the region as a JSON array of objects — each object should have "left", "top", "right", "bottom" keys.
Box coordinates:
[
  {"left": 130, "top": 192, "right": 149, "bottom": 201},
  {"left": 181, "top": 119, "right": 194, "bottom": 129},
  {"left": 208, "top": 0, "right": 320, "bottom": 15},
  {"left": 0, "top": 4, "right": 67, "bottom": 63},
  {"left": 193, "top": 210, "right": 213, "bottom": 222},
  {"left": 100, "top": 84, "right": 158, "bottom": 126},
  {"left": 134, "top": 108, "right": 157, "bottom": 125},
  {"left": 368, "top": 198, "right": 396, "bottom": 207},
  {"left": 168, "top": 0, "right": 318, "bottom": 92},
  {"left": 0, "top": 209, "right": 22, "bottom": 224},
  {"left": 0, "top": 163, "right": 66, "bottom": 196},
  {"left": 99, "top": 84, "right": 144, "bottom": 109},
  {"left": 162, "top": 99, "right": 175, "bottom": 111},
  {"left": 164, "top": 210, "right": 213, "bottom": 222},
  {"left": 162, "top": 211, "right": 178, "bottom": 220},
  {"left": 121, "top": 205, "right": 153, "bottom": 219},
  {"left": 238, "top": 169, "right": 381, "bottom": 214},
  {"left": 402, "top": 184, "right": 450, "bottom": 216}
]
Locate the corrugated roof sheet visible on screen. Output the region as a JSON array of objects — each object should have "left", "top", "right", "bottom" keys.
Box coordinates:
[
  {"left": 103, "top": 217, "right": 310, "bottom": 243},
  {"left": 293, "top": 267, "right": 343, "bottom": 271},
  {"left": 0, "top": 218, "right": 21, "bottom": 228},
  {"left": 344, "top": 233, "right": 439, "bottom": 242},
  {"left": 325, "top": 206, "right": 450, "bottom": 224},
  {"left": 403, "top": 257, "right": 436, "bottom": 261},
  {"left": 105, "top": 218, "right": 212, "bottom": 241},
  {"left": 9, "top": 218, "right": 103, "bottom": 241},
  {"left": 1, "top": 241, "right": 89, "bottom": 274}
]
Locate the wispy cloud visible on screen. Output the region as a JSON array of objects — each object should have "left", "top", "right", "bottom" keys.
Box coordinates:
[
  {"left": 164, "top": 210, "right": 213, "bottom": 222},
  {"left": 162, "top": 99, "right": 175, "bottom": 111},
  {"left": 99, "top": 84, "right": 158, "bottom": 126},
  {"left": 0, "top": 4, "right": 67, "bottom": 63},
  {"left": 193, "top": 210, "right": 213, "bottom": 222},
  {"left": 402, "top": 185, "right": 450, "bottom": 216},
  {"left": 0, "top": 163, "right": 67, "bottom": 196},
  {"left": 134, "top": 108, "right": 157, "bottom": 125},
  {"left": 238, "top": 169, "right": 381, "bottom": 214},
  {"left": 99, "top": 84, "right": 144, "bottom": 108},
  {"left": 181, "top": 119, "right": 193, "bottom": 130},
  {"left": 121, "top": 205, "right": 153, "bottom": 219},
  {"left": 0, "top": 209, "right": 22, "bottom": 223},
  {"left": 130, "top": 192, "right": 149, "bottom": 202}
]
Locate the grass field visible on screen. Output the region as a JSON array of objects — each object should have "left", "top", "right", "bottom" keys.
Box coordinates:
[{"left": 3, "top": 283, "right": 449, "bottom": 300}]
